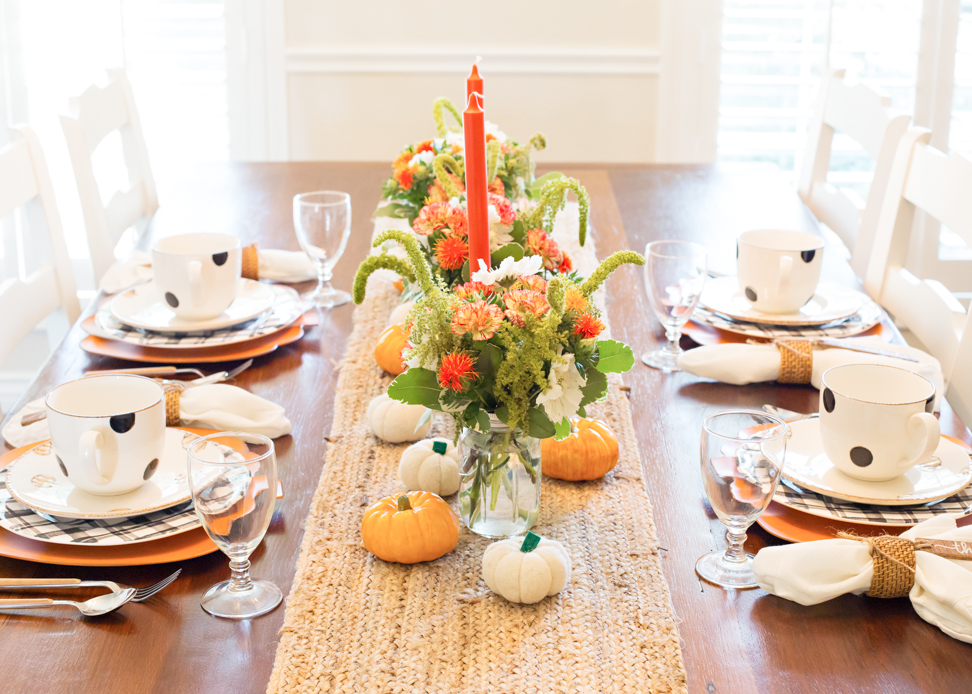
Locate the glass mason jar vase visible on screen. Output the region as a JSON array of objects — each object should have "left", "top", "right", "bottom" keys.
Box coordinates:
[{"left": 458, "top": 419, "right": 542, "bottom": 538}]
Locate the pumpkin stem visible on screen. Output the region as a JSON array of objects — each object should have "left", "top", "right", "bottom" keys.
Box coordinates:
[
  {"left": 432, "top": 440, "right": 448, "bottom": 455},
  {"left": 397, "top": 494, "right": 413, "bottom": 512},
  {"left": 520, "top": 532, "right": 541, "bottom": 553}
]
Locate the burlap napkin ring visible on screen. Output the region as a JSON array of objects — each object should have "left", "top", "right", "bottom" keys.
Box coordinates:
[
  {"left": 242, "top": 243, "right": 260, "bottom": 280},
  {"left": 160, "top": 382, "right": 184, "bottom": 426},
  {"left": 837, "top": 532, "right": 972, "bottom": 598},
  {"left": 776, "top": 339, "right": 813, "bottom": 384}
]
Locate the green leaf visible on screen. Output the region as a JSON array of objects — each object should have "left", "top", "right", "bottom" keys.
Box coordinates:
[
  {"left": 595, "top": 340, "right": 635, "bottom": 373},
  {"left": 494, "top": 405, "right": 510, "bottom": 425},
  {"left": 414, "top": 408, "right": 433, "bottom": 432},
  {"left": 476, "top": 343, "right": 502, "bottom": 380},
  {"left": 387, "top": 368, "right": 443, "bottom": 410},
  {"left": 579, "top": 369, "right": 608, "bottom": 407},
  {"left": 553, "top": 417, "right": 572, "bottom": 441},
  {"left": 374, "top": 202, "right": 410, "bottom": 219},
  {"left": 475, "top": 410, "right": 491, "bottom": 433},
  {"left": 491, "top": 243, "right": 524, "bottom": 266},
  {"left": 526, "top": 407, "right": 556, "bottom": 439},
  {"left": 461, "top": 259, "right": 470, "bottom": 283},
  {"left": 510, "top": 219, "right": 526, "bottom": 245}
]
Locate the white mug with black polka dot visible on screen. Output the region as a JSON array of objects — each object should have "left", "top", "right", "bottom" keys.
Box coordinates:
[
  {"left": 819, "top": 364, "right": 940, "bottom": 482},
  {"left": 736, "top": 229, "right": 824, "bottom": 314},
  {"left": 152, "top": 233, "right": 242, "bottom": 320},
  {"left": 45, "top": 375, "right": 167, "bottom": 496}
]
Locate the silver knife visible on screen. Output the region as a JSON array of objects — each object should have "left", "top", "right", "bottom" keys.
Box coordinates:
[{"left": 811, "top": 338, "right": 919, "bottom": 363}]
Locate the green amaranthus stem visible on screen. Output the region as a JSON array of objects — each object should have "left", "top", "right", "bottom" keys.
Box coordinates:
[
  {"left": 433, "top": 154, "right": 464, "bottom": 198},
  {"left": 486, "top": 140, "right": 501, "bottom": 182},
  {"left": 433, "top": 97, "right": 462, "bottom": 137},
  {"left": 371, "top": 230, "right": 439, "bottom": 297},
  {"left": 580, "top": 251, "right": 646, "bottom": 297},
  {"left": 352, "top": 253, "right": 417, "bottom": 304},
  {"left": 521, "top": 176, "right": 590, "bottom": 246}
]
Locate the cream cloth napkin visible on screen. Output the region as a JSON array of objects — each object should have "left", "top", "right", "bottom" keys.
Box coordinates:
[
  {"left": 2, "top": 383, "right": 292, "bottom": 448},
  {"left": 753, "top": 515, "right": 972, "bottom": 644},
  {"left": 677, "top": 336, "right": 945, "bottom": 411},
  {"left": 99, "top": 250, "right": 317, "bottom": 294}
]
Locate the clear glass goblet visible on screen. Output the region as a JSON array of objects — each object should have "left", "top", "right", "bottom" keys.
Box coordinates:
[
  {"left": 642, "top": 240, "right": 707, "bottom": 372},
  {"left": 187, "top": 432, "right": 282, "bottom": 619},
  {"left": 696, "top": 410, "right": 788, "bottom": 589},
  {"left": 293, "top": 190, "right": 352, "bottom": 308}
]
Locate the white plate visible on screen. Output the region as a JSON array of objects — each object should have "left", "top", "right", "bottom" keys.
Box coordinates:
[
  {"left": 93, "top": 284, "right": 302, "bottom": 349},
  {"left": 4, "top": 428, "right": 200, "bottom": 520},
  {"left": 700, "top": 277, "right": 864, "bottom": 326},
  {"left": 690, "top": 299, "right": 885, "bottom": 340},
  {"left": 781, "top": 419, "right": 972, "bottom": 506},
  {"left": 109, "top": 279, "right": 276, "bottom": 333}
]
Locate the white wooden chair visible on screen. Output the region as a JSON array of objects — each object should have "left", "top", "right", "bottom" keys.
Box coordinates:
[
  {"left": 798, "top": 68, "right": 911, "bottom": 278},
  {"left": 60, "top": 70, "right": 158, "bottom": 284},
  {"left": 863, "top": 127, "right": 972, "bottom": 426},
  {"left": 0, "top": 127, "right": 81, "bottom": 410}
]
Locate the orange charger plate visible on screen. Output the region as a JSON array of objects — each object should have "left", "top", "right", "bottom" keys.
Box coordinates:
[
  {"left": 0, "top": 428, "right": 222, "bottom": 566},
  {"left": 80, "top": 324, "right": 305, "bottom": 364},
  {"left": 683, "top": 318, "right": 891, "bottom": 347}
]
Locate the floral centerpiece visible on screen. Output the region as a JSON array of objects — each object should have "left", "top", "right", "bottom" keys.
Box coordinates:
[
  {"left": 356, "top": 176, "right": 590, "bottom": 298},
  {"left": 355, "top": 228, "right": 643, "bottom": 537},
  {"left": 377, "top": 98, "right": 548, "bottom": 223}
]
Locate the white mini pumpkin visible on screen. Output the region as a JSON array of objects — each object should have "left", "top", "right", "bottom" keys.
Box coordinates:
[
  {"left": 387, "top": 300, "right": 415, "bottom": 328},
  {"left": 367, "top": 393, "right": 431, "bottom": 443},
  {"left": 399, "top": 438, "right": 460, "bottom": 496},
  {"left": 483, "top": 532, "right": 571, "bottom": 604}
]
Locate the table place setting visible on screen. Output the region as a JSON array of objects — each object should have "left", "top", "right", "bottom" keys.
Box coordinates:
[{"left": 635, "top": 213, "right": 972, "bottom": 647}]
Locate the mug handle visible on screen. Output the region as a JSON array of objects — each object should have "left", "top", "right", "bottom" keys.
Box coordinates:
[
  {"left": 188, "top": 260, "right": 203, "bottom": 304},
  {"left": 78, "top": 430, "right": 111, "bottom": 485},
  {"left": 777, "top": 255, "right": 793, "bottom": 298},
  {"left": 904, "top": 412, "right": 941, "bottom": 470}
]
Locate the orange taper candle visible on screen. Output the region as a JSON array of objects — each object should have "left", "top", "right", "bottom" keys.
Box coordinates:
[
  {"left": 464, "top": 92, "right": 490, "bottom": 273},
  {"left": 466, "top": 63, "right": 483, "bottom": 102}
]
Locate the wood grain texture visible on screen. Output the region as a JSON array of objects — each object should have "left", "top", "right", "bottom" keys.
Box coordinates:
[{"left": 0, "top": 162, "right": 968, "bottom": 694}]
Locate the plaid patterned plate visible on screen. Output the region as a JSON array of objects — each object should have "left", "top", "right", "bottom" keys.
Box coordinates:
[
  {"left": 773, "top": 483, "right": 972, "bottom": 526},
  {"left": 692, "top": 298, "right": 884, "bottom": 340},
  {"left": 0, "top": 474, "right": 200, "bottom": 546},
  {"left": 91, "top": 284, "right": 302, "bottom": 349}
]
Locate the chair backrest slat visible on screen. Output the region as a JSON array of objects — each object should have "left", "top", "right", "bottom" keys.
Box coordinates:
[
  {"left": 0, "top": 127, "right": 80, "bottom": 382},
  {"left": 60, "top": 70, "right": 158, "bottom": 283},
  {"left": 798, "top": 68, "right": 911, "bottom": 278},
  {"left": 864, "top": 127, "right": 972, "bottom": 427}
]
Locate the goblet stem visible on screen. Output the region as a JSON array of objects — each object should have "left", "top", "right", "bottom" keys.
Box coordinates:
[
  {"left": 664, "top": 325, "right": 683, "bottom": 355},
  {"left": 228, "top": 557, "right": 254, "bottom": 592},
  {"left": 724, "top": 525, "right": 749, "bottom": 564}
]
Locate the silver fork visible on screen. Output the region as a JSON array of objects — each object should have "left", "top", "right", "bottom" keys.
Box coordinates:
[{"left": 0, "top": 569, "right": 181, "bottom": 603}]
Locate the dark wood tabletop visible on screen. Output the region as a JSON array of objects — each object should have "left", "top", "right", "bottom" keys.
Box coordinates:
[{"left": 1, "top": 162, "right": 968, "bottom": 694}]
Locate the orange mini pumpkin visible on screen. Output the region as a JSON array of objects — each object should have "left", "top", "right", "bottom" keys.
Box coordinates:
[
  {"left": 541, "top": 417, "right": 619, "bottom": 481},
  {"left": 374, "top": 324, "right": 409, "bottom": 375},
  {"left": 361, "top": 491, "right": 460, "bottom": 563}
]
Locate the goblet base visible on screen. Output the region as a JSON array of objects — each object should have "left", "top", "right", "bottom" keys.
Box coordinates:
[
  {"left": 302, "top": 287, "right": 352, "bottom": 309},
  {"left": 201, "top": 579, "right": 283, "bottom": 619},
  {"left": 695, "top": 550, "right": 759, "bottom": 589},
  {"left": 642, "top": 349, "right": 682, "bottom": 372}
]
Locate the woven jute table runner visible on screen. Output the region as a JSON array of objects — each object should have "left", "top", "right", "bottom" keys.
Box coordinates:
[{"left": 267, "top": 221, "right": 688, "bottom": 694}]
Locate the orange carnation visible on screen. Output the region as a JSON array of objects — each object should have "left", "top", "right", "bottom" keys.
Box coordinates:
[
  {"left": 489, "top": 177, "right": 506, "bottom": 196},
  {"left": 510, "top": 275, "right": 548, "bottom": 293},
  {"left": 526, "top": 228, "right": 563, "bottom": 271},
  {"left": 455, "top": 281, "right": 496, "bottom": 300},
  {"left": 451, "top": 300, "right": 504, "bottom": 340},
  {"left": 487, "top": 193, "right": 517, "bottom": 225},
  {"left": 503, "top": 289, "right": 550, "bottom": 327}
]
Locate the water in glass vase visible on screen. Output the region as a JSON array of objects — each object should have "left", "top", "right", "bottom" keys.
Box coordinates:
[{"left": 458, "top": 422, "right": 541, "bottom": 538}]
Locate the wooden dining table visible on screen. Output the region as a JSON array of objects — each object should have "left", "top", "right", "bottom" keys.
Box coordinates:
[{"left": 1, "top": 161, "right": 969, "bottom": 694}]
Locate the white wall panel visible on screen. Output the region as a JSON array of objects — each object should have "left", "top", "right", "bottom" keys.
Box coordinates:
[{"left": 283, "top": 0, "right": 661, "bottom": 162}]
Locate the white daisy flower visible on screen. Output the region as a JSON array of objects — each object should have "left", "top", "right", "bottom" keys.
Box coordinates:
[
  {"left": 536, "top": 351, "right": 587, "bottom": 423},
  {"left": 472, "top": 255, "right": 544, "bottom": 285},
  {"left": 408, "top": 151, "right": 434, "bottom": 168},
  {"left": 488, "top": 204, "right": 513, "bottom": 251}
]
